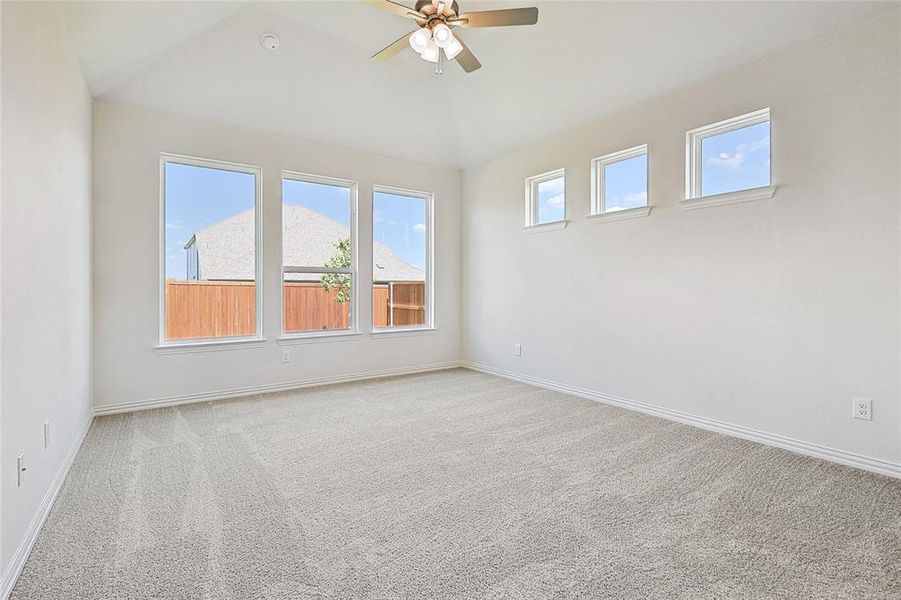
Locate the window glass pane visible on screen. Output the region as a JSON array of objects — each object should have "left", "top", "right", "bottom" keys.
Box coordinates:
[
  {"left": 536, "top": 176, "right": 565, "bottom": 224},
  {"left": 164, "top": 161, "right": 256, "bottom": 340},
  {"left": 373, "top": 191, "right": 427, "bottom": 328},
  {"left": 284, "top": 273, "right": 352, "bottom": 333},
  {"left": 282, "top": 179, "right": 351, "bottom": 270},
  {"left": 701, "top": 121, "right": 770, "bottom": 197},
  {"left": 604, "top": 154, "right": 647, "bottom": 212},
  {"left": 282, "top": 178, "right": 353, "bottom": 333}
]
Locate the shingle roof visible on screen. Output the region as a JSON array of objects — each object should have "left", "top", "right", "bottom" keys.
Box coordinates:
[{"left": 189, "top": 206, "right": 424, "bottom": 282}]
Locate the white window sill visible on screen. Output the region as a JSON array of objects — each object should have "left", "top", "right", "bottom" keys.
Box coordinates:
[
  {"left": 277, "top": 331, "right": 362, "bottom": 345},
  {"left": 370, "top": 327, "right": 437, "bottom": 338},
  {"left": 681, "top": 185, "right": 776, "bottom": 210},
  {"left": 522, "top": 220, "right": 568, "bottom": 234},
  {"left": 155, "top": 338, "right": 266, "bottom": 354},
  {"left": 587, "top": 206, "right": 651, "bottom": 223}
]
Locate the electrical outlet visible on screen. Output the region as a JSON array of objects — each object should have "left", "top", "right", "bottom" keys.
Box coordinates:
[
  {"left": 16, "top": 455, "right": 25, "bottom": 487},
  {"left": 852, "top": 397, "right": 872, "bottom": 421},
  {"left": 43, "top": 420, "right": 50, "bottom": 449},
  {"left": 514, "top": 344, "right": 522, "bottom": 357},
  {"left": 281, "top": 350, "right": 290, "bottom": 364}
]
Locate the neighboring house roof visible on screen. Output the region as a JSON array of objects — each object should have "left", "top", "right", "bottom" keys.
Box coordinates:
[{"left": 187, "top": 206, "right": 424, "bottom": 282}]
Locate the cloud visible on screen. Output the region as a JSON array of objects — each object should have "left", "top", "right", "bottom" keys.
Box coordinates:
[
  {"left": 373, "top": 211, "right": 384, "bottom": 224},
  {"left": 623, "top": 191, "right": 647, "bottom": 204},
  {"left": 541, "top": 177, "right": 565, "bottom": 196},
  {"left": 707, "top": 136, "right": 769, "bottom": 170},
  {"left": 745, "top": 137, "right": 770, "bottom": 153},
  {"left": 546, "top": 194, "right": 565, "bottom": 209},
  {"left": 412, "top": 223, "right": 426, "bottom": 233},
  {"left": 605, "top": 191, "right": 648, "bottom": 213},
  {"left": 165, "top": 222, "right": 183, "bottom": 229},
  {"left": 707, "top": 151, "right": 744, "bottom": 169},
  {"left": 538, "top": 177, "right": 566, "bottom": 198}
]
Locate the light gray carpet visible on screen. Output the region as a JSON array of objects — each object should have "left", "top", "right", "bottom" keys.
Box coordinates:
[{"left": 11, "top": 369, "right": 901, "bottom": 599}]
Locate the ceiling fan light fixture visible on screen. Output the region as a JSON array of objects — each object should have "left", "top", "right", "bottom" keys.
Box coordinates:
[
  {"left": 432, "top": 23, "right": 454, "bottom": 48},
  {"left": 444, "top": 37, "right": 463, "bottom": 60},
  {"left": 369, "top": 0, "right": 539, "bottom": 74},
  {"left": 420, "top": 40, "right": 440, "bottom": 62},
  {"left": 409, "top": 28, "right": 431, "bottom": 53}
]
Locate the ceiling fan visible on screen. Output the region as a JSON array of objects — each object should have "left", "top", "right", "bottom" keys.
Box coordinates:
[{"left": 366, "top": 0, "right": 539, "bottom": 74}]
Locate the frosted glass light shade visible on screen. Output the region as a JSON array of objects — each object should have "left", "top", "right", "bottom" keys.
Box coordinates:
[
  {"left": 421, "top": 40, "right": 440, "bottom": 62},
  {"left": 432, "top": 23, "right": 454, "bottom": 48},
  {"left": 444, "top": 37, "right": 463, "bottom": 60},
  {"left": 409, "top": 28, "right": 431, "bottom": 54}
]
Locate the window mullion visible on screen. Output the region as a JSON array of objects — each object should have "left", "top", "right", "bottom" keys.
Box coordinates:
[{"left": 284, "top": 266, "right": 352, "bottom": 274}]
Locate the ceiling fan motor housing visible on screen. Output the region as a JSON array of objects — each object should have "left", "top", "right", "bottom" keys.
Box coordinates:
[{"left": 414, "top": 0, "right": 460, "bottom": 22}]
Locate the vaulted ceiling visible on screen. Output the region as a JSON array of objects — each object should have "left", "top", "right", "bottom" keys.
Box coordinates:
[{"left": 57, "top": 1, "right": 895, "bottom": 167}]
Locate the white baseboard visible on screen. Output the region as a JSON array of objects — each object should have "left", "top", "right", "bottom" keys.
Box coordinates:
[
  {"left": 94, "top": 361, "right": 463, "bottom": 416},
  {"left": 0, "top": 416, "right": 93, "bottom": 600},
  {"left": 462, "top": 361, "right": 901, "bottom": 480}
]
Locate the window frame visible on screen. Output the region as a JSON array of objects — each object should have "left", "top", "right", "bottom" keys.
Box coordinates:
[
  {"left": 279, "top": 170, "right": 359, "bottom": 340},
  {"left": 685, "top": 107, "right": 773, "bottom": 204},
  {"left": 589, "top": 144, "right": 650, "bottom": 222},
  {"left": 371, "top": 184, "right": 434, "bottom": 334},
  {"left": 158, "top": 152, "right": 264, "bottom": 349},
  {"left": 524, "top": 168, "right": 567, "bottom": 231}
]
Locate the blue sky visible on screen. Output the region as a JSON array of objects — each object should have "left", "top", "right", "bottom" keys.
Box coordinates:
[
  {"left": 373, "top": 191, "right": 426, "bottom": 270},
  {"left": 165, "top": 164, "right": 426, "bottom": 278},
  {"left": 164, "top": 162, "right": 255, "bottom": 279},
  {"left": 604, "top": 154, "right": 647, "bottom": 212},
  {"left": 701, "top": 122, "right": 770, "bottom": 196},
  {"left": 537, "top": 176, "right": 565, "bottom": 224},
  {"left": 283, "top": 179, "right": 350, "bottom": 226}
]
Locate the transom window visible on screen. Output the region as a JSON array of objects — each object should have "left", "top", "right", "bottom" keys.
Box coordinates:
[
  {"left": 372, "top": 186, "right": 432, "bottom": 331},
  {"left": 525, "top": 169, "right": 565, "bottom": 226},
  {"left": 591, "top": 145, "right": 648, "bottom": 215},
  {"left": 281, "top": 172, "right": 358, "bottom": 335},
  {"left": 686, "top": 107, "right": 771, "bottom": 199},
  {"left": 160, "top": 154, "right": 261, "bottom": 344}
]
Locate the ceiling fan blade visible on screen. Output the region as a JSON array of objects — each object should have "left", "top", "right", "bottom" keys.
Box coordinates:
[
  {"left": 455, "top": 7, "right": 538, "bottom": 28},
  {"left": 453, "top": 34, "right": 481, "bottom": 73},
  {"left": 362, "top": 0, "right": 426, "bottom": 19},
  {"left": 372, "top": 30, "right": 417, "bottom": 62}
]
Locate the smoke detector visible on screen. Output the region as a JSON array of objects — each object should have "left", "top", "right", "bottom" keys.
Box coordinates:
[{"left": 260, "top": 33, "right": 280, "bottom": 50}]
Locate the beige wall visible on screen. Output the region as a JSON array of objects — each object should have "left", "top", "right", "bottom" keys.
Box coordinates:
[
  {"left": 1, "top": 2, "right": 94, "bottom": 587},
  {"left": 462, "top": 12, "right": 901, "bottom": 465},
  {"left": 92, "top": 101, "right": 462, "bottom": 411}
]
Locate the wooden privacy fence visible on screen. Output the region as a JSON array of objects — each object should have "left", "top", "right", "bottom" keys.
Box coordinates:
[
  {"left": 166, "top": 280, "right": 255, "bottom": 340},
  {"left": 165, "top": 279, "right": 425, "bottom": 339},
  {"left": 284, "top": 282, "right": 351, "bottom": 332},
  {"left": 372, "top": 281, "right": 426, "bottom": 328}
]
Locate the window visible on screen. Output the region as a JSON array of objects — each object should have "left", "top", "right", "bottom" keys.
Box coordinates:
[
  {"left": 372, "top": 186, "right": 432, "bottom": 331},
  {"left": 524, "top": 169, "right": 566, "bottom": 228},
  {"left": 685, "top": 108, "right": 773, "bottom": 205},
  {"left": 590, "top": 145, "right": 649, "bottom": 220},
  {"left": 160, "top": 154, "right": 262, "bottom": 344},
  {"left": 281, "top": 172, "right": 357, "bottom": 336}
]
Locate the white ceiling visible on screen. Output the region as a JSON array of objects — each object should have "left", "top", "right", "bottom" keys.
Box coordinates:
[{"left": 57, "top": 1, "right": 895, "bottom": 167}]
